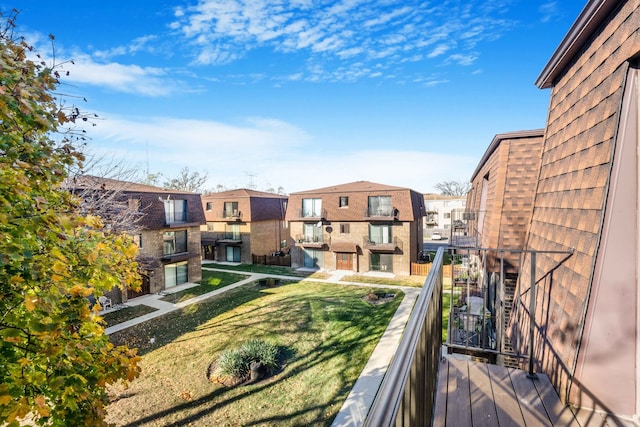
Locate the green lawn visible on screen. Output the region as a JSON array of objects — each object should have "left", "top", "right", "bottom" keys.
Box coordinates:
[
  {"left": 203, "top": 262, "right": 331, "bottom": 279},
  {"left": 102, "top": 304, "right": 158, "bottom": 327},
  {"left": 160, "top": 270, "right": 250, "bottom": 304},
  {"left": 340, "top": 274, "right": 425, "bottom": 287},
  {"left": 107, "top": 281, "right": 403, "bottom": 426}
]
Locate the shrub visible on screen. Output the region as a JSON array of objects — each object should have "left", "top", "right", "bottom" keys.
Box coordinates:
[{"left": 211, "top": 339, "right": 280, "bottom": 383}]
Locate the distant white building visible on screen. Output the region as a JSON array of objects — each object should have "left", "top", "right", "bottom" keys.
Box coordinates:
[{"left": 423, "top": 194, "right": 466, "bottom": 240}]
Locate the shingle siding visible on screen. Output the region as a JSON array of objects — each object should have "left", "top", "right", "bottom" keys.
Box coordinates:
[{"left": 514, "top": 0, "right": 640, "bottom": 415}]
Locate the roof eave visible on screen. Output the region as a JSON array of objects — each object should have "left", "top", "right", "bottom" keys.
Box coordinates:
[
  {"left": 470, "top": 129, "right": 545, "bottom": 181},
  {"left": 536, "top": 0, "right": 619, "bottom": 89}
]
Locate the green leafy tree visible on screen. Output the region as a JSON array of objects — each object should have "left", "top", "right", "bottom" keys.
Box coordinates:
[{"left": 0, "top": 12, "right": 141, "bottom": 426}]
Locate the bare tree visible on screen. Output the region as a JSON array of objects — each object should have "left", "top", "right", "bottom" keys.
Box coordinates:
[
  {"left": 162, "top": 166, "right": 209, "bottom": 192},
  {"left": 434, "top": 180, "right": 471, "bottom": 196},
  {"left": 63, "top": 152, "right": 146, "bottom": 235}
]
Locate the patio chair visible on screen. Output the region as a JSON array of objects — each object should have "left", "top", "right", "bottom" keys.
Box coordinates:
[{"left": 99, "top": 296, "right": 112, "bottom": 310}]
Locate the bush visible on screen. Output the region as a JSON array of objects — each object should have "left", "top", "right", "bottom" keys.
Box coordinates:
[{"left": 211, "top": 339, "right": 279, "bottom": 383}]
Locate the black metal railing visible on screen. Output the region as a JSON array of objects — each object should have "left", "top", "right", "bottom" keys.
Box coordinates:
[
  {"left": 363, "top": 236, "right": 403, "bottom": 251},
  {"left": 364, "top": 247, "right": 444, "bottom": 426}
]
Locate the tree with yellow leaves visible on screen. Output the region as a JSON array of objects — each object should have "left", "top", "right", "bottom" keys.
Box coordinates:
[{"left": 0, "top": 11, "right": 141, "bottom": 426}]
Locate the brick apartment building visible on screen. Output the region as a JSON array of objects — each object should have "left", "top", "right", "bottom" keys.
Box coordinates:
[
  {"left": 201, "top": 189, "right": 288, "bottom": 264},
  {"left": 68, "top": 176, "right": 205, "bottom": 302},
  {"left": 285, "top": 181, "right": 425, "bottom": 275}
]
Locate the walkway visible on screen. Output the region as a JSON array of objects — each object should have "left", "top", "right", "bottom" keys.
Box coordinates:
[{"left": 104, "top": 266, "right": 423, "bottom": 427}]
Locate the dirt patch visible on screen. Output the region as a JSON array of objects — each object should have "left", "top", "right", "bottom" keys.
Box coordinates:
[{"left": 363, "top": 291, "right": 396, "bottom": 305}]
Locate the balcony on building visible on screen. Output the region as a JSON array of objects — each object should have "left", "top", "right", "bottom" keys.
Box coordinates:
[
  {"left": 363, "top": 206, "right": 398, "bottom": 220},
  {"left": 361, "top": 246, "right": 588, "bottom": 427},
  {"left": 294, "top": 208, "right": 327, "bottom": 221},
  {"left": 363, "top": 236, "right": 403, "bottom": 252},
  {"left": 217, "top": 228, "right": 242, "bottom": 243},
  {"left": 450, "top": 209, "right": 482, "bottom": 248},
  {"left": 219, "top": 209, "right": 243, "bottom": 222},
  {"left": 295, "top": 233, "right": 326, "bottom": 248},
  {"left": 425, "top": 211, "right": 438, "bottom": 226}
]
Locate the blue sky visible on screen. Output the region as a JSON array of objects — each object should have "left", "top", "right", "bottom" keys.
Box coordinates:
[{"left": 11, "top": 1, "right": 586, "bottom": 194}]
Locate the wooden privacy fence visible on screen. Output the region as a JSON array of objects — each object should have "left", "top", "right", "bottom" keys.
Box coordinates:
[
  {"left": 411, "top": 262, "right": 451, "bottom": 277},
  {"left": 252, "top": 254, "right": 291, "bottom": 267}
]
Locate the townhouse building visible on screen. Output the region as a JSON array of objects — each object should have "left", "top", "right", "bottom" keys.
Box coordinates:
[
  {"left": 68, "top": 176, "right": 205, "bottom": 303},
  {"left": 422, "top": 194, "right": 467, "bottom": 240},
  {"left": 200, "top": 189, "right": 288, "bottom": 264},
  {"left": 285, "top": 181, "right": 425, "bottom": 275}
]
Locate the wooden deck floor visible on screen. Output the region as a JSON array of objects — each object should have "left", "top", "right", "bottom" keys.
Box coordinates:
[{"left": 433, "top": 356, "right": 581, "bottom": 427}]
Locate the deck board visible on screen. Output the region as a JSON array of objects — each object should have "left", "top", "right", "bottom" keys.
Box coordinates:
[
  {"left": 446, "top": 357, "right": 472, "bottom": 427},
  {"left": 487, "top": 362, "right": 526, "bottom": 427},
  {"left": 468, "top": 361, "right": 498, "bottom": 427},
  {"left": 534, "top": 373, "right": 580, "bottom": 426},
  {"left": 434, "top": 356, "right": 577, "bottom": 427}
]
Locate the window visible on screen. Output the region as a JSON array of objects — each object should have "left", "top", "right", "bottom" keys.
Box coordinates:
[
  {"left": 280, "top": 239, "right": 288, "bottom": 249},
  {"left": 225, "top": 224, "right": 241, "bottom": 240},
  {"left": 128, "top": 198, "right": 140, "bottom": 211},
  {"left": 163, "top": 230, "right": 187, "bottom": 255},
  {"left": 164, "top": 199, "right": 187, "bottom": 224},
  {"left": 339, "top": 196, "right": 349, "bottom": 207},
  {"left": 444, "top": 212, "right": 451, "bottom": 219},
  {"left": 443, "top": 201, "right": 450, "bottom": 207},
  {"left": 165, "top": 261, "right": 188, "bottom": 288},
  {"left": 226, "top": 246, "right": 241, "bottom": 262},
  {"left": 303, "top": 223, "right": 323, "bottom": 242},
  {"left": 224, "top": 201, "right": 239, "bottom": 218},
  {"left": 368, "top": 196, "right": 392, "bottom": 216},
  {"left": 369, "top": 224, "right": 392, "bottom": 244},
  {"left": 302, "top": 198, "right": 322, "bottom": 217},
  {"left": 340, "top": 223, "right": 350, "bottom": 234},
  {"left": 205, "top": 202, "right": 213, "bottom": 211},
  {"left": 371, "top": 253, "right": 393, "bottom": 272}
]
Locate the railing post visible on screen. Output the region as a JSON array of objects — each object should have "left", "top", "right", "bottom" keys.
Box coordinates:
[{"left": 528, "top": 251, "right": 537, "bottom": 378}]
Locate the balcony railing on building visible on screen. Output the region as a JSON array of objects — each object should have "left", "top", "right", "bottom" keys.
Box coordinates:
[
  {"left": 364, "top": 207, "right": 398, "bottom": 220},
  {"left": 220, "top": 209, "right": 242, "bottom": 221},
  {"left": 294, "top": 208, "right": 327, "bottom": 220},
  {"left": 363, "top": 236, "right": 403, "bottom": 252},
  {"left": 295, "top": 234, "right": 326, "bottom": 248},
  {"left": 363, "top": 245, "right": 574, "bottom": 426},
  {"left": 217, "top": 229, "right": 242, "bottom": 243}
]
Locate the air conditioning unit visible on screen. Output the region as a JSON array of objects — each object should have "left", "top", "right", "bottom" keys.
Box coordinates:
[{"left": 462, "top": 212, "right": 476, "bottom": 220}]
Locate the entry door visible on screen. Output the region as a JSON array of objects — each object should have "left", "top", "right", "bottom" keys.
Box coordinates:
[{"left": 336, "top": 253, "right": 353, "bottom": 270}]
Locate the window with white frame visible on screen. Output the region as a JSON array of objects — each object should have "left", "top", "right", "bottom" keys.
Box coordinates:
[
  {"left": 165, "top": 261, "right": 188, "bottom": 288},
  {"left": 164, "top": 199, "right": 187, "bottom": 224},
  {"left": 368, "top": 196, "right": 392, "bottom": 216},
  {"left": 302, "top": 198, "right": 322, "bottom": 217},
  {"left": 224, "top": 201, "right": 239, "bottom": 217},
  {"left": 369, "top": 223, "right": 392, "bottom": 244}
]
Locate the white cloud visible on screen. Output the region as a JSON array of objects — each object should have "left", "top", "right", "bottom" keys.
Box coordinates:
[
  {"left": 62, "top": 56, "right": 183, "bottom": 96},
  {"left": 82, "top": 112, "right": 476, "bottom": 194},
  {"left": 168, "top": 0, "right": 518, "bottom": 83}
]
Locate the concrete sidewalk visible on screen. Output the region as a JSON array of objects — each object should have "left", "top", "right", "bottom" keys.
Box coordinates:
[{"left": 104, "top": 266, "right": 422, "bottom": 426}]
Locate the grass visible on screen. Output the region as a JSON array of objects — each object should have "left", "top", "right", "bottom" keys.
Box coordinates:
[
  {"left": 203, "top": 262, "right": 331, "bottom": 279},
  {"left": 106, "top": 281, "right": 403, "bottom": 426},
  {"left": 160, "top": 270, "right": 249, "bottom": 304},
  {"left": 340, "top": 274, "right": 425, "bottom": 287},
  {"left": 102, "top": 305, "right": 158, "bottom": 327}
]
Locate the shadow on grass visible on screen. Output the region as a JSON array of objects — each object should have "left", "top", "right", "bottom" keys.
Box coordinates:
[{"left": 113, "top": 282, "right": 404, "bottom": 426}]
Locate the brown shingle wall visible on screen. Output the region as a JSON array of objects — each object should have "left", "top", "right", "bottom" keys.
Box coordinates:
[
  {"left": 517, "top": 0, "right": 640, "bottom": 404},
  {"left": 469, "top": 134, "right": 543, "bottom": 270}
]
